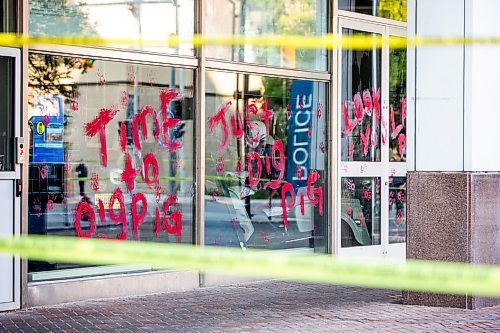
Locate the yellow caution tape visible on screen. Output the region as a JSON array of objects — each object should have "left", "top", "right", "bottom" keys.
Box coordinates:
[
  {"left": 1, "top": 235, "right": 499, "bottom": 297},
  {"left": 1, "top": 33, "right": 500, "bottom": 50}
]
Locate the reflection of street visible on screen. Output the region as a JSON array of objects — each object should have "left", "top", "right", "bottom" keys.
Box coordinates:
[
  {"left": 32, "top": 193, "right": 313, "bottom": 250},
  {"left": 205, "top": 196, "right": 313, "bottom": 250}
]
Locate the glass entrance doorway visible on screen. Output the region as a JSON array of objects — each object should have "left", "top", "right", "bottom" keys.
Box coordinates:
[
  {"left": 337, "top": 18, "right": 406, "bottom": 260},
  {"left": 0, "top": 47, "right": 21, "bottom": 311}
]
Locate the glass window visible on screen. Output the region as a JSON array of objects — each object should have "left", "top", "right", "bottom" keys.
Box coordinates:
[
  {"left": 28, "top": 0, "right": 195, "bottom": 56},
  {"left": 205, "top": 0, "right": 328, "bottom": 71},
  {"left": 389, "top": 176, "right": 406, "bottom": 243},
  {"left": 389, "top": 46, "right": 406, "bottom": 162},
  {"left": 341, "top": 29, "right": 382, "bottom": 162},
  {"left": 341, "top": 177, "right": 381, "bottom": 247},
  {"left": 339, "top": 0, "right": 407, "bottom": 22},
  {"left": 0, "top": 56, "right": 14, "bottom": 172},
  {"left": 205, "top": 71, "right": 328, "bottom": 252},
  {"left": 1, "top": 0, "right": 16, "bottom": 32},
  {"left": 27, "top": 53, "right": 195, "bottom": 274}
]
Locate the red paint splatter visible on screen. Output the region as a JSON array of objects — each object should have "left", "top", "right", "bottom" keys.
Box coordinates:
[
  {"left": 47, "top": 199, "right": 54, "bottom": 211},
  {"left": 296, "top": 165, "right": 303, "bottom": 180},
  {"left": 128, "top": 66, "right": 135, "bottom": 85},
  {"left": 84, "top": 108, "right": 119, "bottom": 167},
  {"left": 247, "top": 152, "right": 262, "bottom": 190},
  {"left": 397, "top": 191, "right": 406, "bottom": 202},
  {"left": 363, "top": 189, "right": 372, "bottom": 201},
  {"left": 163, "top": 118, "right": 183, "bottom": 153},
  {"left": 155, "top": 186, "right": 164, "bottom": 203},
  {"left": 358, "top": 211, "right": 365, "bottom": 227},
  {"left": 152, "top": 207, "right": 161, "bottom": 237},
  {"left": 319, "top": 142, "right": 326, "bottom": 154},
  {"left": 286, "top": 105, "right": 291, "bottom": 121},
  {"left": 143, "top": 153, "right": 159, "bottom": 188},
  {"left": 362, "top": 89, "right": 372, "bottom": 116},
  {"left": 109, "top": 188, "right": 127, "bottom": 240},
  {"left": 281, "top": 182, "right": 295, "bottom": 231},
  {"left": 162, "top": 194, "right": 183, "bottom": 242},
  {"left": 97, "top": 68, "right": 106, "bottom": 85},
  {"left": 260, "top": 99, "right": 274, "bottom": 138},
  {"left": 396, "top": 209, "right": 405, "bottom": 224},
  {"left": 38, "top": 166, "right": 47, "bottom": 179},
  {"left": 398, "top": 133, "right": 406, "bottom": 157},
  {"left": 307, "top": 171, "right": 323, "bottom": 216},
  {"left": 372, "top": 88, "right": 381, "bottom": 126},
  {"left": 307, "top": 127, "right": 312, "bottom": 138},
  {"left": 160, "top": 89, "right": 183, "bottom": 152},
  {"left": 74, "top": 201, "right": 95, "bottom": 238},
  {"left": 390, "top": 168, "right": 396, "bottom": 177},
  {"left": 390, "top": 103, "right": 405, "bottom": 140},
  {"left": 120, "top": 122, "right": 127, "bottom": 153},
  {"left": 299, "top": 192, "right": 305, "bottom": 215},
  {"left": 42, "top": 115, "right": 50, "bottom": 126},
  {"left": 348, "top": 143, "right": 354, "bottom": 157},
  {"left": 70, "top": 91, "right": 79, "bottom": 112},
  {"left": 208, "top": 101, "right": 231, "bottom": 151},
  {"left": 91, "top": 172, "right": 99, "bottom": 191},
  {"left": 132, "top": 105, "right": 160, "bottom": 154},
  {"left": 260, "top": 232, "right": 269, "bottom": 245},
  {"left": 381, "top": 114, "right": 387, "bottom": 145},
  {"left": 263, "top": 140, "right": 285, "bottom": 190},
  {"left": 360, "top": 164, "right": 367, "bottom": 174},
  {"left": 360, "top": 124, "right": 371, "bottom": 156},
  {"left": 131, "top": 193, "right": 148, "bottom": 240},
  {"left": 216, "top": 156, "right": 225, "bottom": 173},
  {"left": 353, "top": 93, "right": 364, "bottom": 121},
  {"left": 231, "top": 109, "right": 244, "bottom": 139},
  {"left": 235, "top": 160, "right": 242, "bottom": 173},
  {"left": 298, "top": 94, "right": 305, "bottom": 109},
  {"left": 316, "top": 103, "right": 323, "bottom": 119},
  {"left": 97, "top": 199, "right": 106, "bottom": 224},
  {"left": 346, "top": 206, "right": 353, "bottom": 218},
  {"left": 230, "top": 217, "right": 238, "bottom": 231},
  {"left": 121, "top": 91, "right": 129, "bottom": 109},
  {"left": 122, "top": 153, "right": 140, "bottom": 193}
]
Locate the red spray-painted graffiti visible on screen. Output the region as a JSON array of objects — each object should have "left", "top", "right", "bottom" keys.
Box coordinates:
[{"left": 84, "top": 108, "right": 119, "bottom": 167}]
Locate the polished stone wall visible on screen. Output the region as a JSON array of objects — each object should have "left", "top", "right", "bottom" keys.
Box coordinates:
[{"left": 403, "top": 172, "right": 500, "bottom": 309}]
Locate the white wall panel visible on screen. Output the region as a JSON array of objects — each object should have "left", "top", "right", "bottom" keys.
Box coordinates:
[
  {"left": 464, "top": 0, "right": 500, "bottom": 171},
  {"left": 415, "top": 0, "right": 464, "bottom": 171}
]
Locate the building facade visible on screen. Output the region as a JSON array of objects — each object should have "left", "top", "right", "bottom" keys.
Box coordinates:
[{"left": 10, "top": 0, "right": 488, "bottom": 311}]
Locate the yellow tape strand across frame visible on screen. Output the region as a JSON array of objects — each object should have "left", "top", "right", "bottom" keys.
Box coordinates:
[
  {"left": 1, "top": 32, "right": 499, "bottom": 296},
  {"left": 1, "top": 33, "right": 500, "bottom": 49},
  {"left": 0, "top": 235, "right": 499, "bottom": 297}
]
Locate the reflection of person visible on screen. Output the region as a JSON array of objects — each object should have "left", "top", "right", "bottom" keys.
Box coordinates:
[{"left": 75, "top": 162, "right": 88, "bottom": 196}]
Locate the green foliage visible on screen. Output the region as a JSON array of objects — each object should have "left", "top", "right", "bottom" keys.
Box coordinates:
[
  {"left": 28, "top": 1, "right": 97, "bottom": 107},
  {"left": 379, "top": 0, "right": 407, "bottom": 22}
]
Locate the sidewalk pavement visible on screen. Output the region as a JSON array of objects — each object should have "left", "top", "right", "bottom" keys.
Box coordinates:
[{"left": 0, "top": 281, "right": 499, "bottom": 332}]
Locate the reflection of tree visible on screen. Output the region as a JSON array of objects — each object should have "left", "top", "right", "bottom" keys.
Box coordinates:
[
  {"left": 261, "top": 77, "right": 290, "bottom": 143},
  {"left": 28, "top": 0, "right": 97, "bottom": 106},
  {"left": 29, "top": 0, "right": 97, "bottom": 37},
  {"left": 379, "top": 0, "right": 407, "bottom": 21},
  {"left": 247, "top": 0, "right": 318, "bottom": 67}
]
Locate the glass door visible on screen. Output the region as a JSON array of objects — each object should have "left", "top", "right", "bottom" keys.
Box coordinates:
[
  {"left": 0, "top": 47, "right": 21, "bottom": 311},
  {"left": 337, "top": 18, "right": 406, "bottom": 261}
]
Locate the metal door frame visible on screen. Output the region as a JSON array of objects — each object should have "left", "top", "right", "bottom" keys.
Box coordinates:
[
  {"left": 0, "top": 46, "right": 21, "bottom": 311},
  {"left": 336, "top": 17, "right": 407, "bottom": 261}
]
